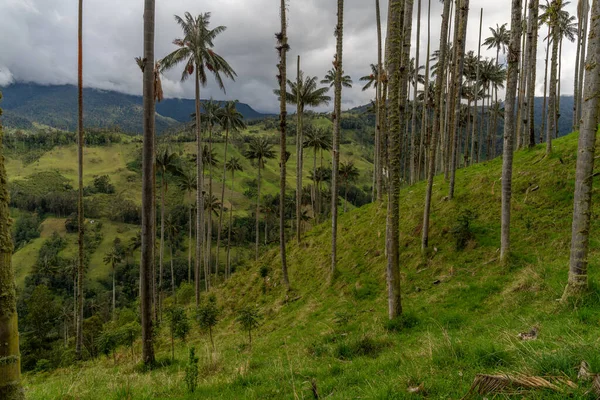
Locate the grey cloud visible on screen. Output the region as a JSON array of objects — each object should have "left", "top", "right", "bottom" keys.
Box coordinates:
[{"left": 0, "top": 0, "right": 582, "bottom": 114}]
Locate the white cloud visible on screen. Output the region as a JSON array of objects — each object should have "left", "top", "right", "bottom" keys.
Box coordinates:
[{"left": 0, "top": 0, "right": 583, "bottom": 113}]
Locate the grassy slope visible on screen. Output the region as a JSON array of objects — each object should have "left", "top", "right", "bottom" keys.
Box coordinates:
[{"left": 23, "top": 132, "right": 600, "bottom": 399}]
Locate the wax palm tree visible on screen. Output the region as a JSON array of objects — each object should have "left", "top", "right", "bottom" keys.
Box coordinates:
[
  {"left": 75, "top": 0, "right": 85, "bottom": 361},
  {"left": 244, "top": 137, "right": 276, "bottom": 260},
  {"left": 160, "top": 12, "right": 236, "bottom": 298},
  {"left": 156, "top": 148, "right": 182, "bottom": 316},
  {"left": 178, "top": 169, "right": 196, "bottom": 283},
  {"left": 215, "top": 101, "right": 245, "bottom": 270},
  {"left": 139, "top": 0, "right": 156, "bottom": 365},
  {"left": 483, "top": 23, "right": 511, "bottom": 64},
  {"left": 274, "top": 72, "right": 330, "bottom": 243},
  {"left": 225, "top": 157, "right": 243, "bottom": 277},
  {"left": 322, "top": 68, "right": 353, "bottom": 88},
  {"left": 339, "top": 161, "right": 360, "bottom": 212},
  {"left": 164, "top": 214, "right": 178, "bottom": 300},
  {"left": 103, "top": 242, "right": 124, "bottom": 320},
  {"left": 224, "top": 157, "right": 243, "bottom": 278},
  {"left": 303, "top": 126, "right": 332, "bottom": 219},
  {"left": 0, "top": 91, "right": 25, "bottom": 397},
  {"left": 359, "top": 64, "right": 379, "bottom": 91}
]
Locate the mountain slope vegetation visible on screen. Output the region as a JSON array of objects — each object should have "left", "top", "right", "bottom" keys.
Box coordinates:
[{"left": 22, "top": 132, "right": 600, "bottom": 399}]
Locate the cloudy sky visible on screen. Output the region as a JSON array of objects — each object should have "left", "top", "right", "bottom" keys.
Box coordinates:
[{"left": 0, "top": 0, "right": 581, "bottom": 113}]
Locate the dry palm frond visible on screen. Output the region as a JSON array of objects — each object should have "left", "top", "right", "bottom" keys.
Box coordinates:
[
  {"left": 518, "top": 326, "right": 539, "bottom": 341},
  {"left": 579, "top": 361, "right": 592, "bottom": 382},
  {"left": 135, "top": 56, "right": 146, "bottom": 72},
  {"left": 462, "top": 373, "right": 560, "bottom": 399},
  {"left": 590, "top": 374, "right": 600, "bottom": 398},
  {"left": 407, "top": 383, "right": 425, "bottom": 394}
]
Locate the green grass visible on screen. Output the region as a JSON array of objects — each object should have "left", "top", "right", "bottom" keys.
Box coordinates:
[{"left": 21, "top": 132, "right": 600, "bottom": 399}]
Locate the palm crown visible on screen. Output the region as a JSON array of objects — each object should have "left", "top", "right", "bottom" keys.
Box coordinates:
[
  {"left": 160, "top": 12, "right": 236, "bottom": 91},
  {"left": 274, "top": 72, "right": 331, "bottom": 109},
  {"left": 322, "top": 68, "right": 353, "bottom": 88}
]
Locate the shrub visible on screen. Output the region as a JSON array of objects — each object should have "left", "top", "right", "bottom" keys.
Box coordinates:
[
  {"left": 185, "top": 347, "right": 199, "bottom": 393},
  {"left": 450, "top": 208, "right": 478, "bottom": 250},
  {"left": 196, "top": 295, "right": 220, "bottom": 350},
  {"left": 237, "top": 306, "right": 261, "bottom": 348}
]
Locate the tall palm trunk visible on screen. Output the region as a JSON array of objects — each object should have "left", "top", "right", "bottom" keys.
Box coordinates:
[
  {"left": 331, "top": 0, "right": 344, "bottom": 278},
  {"left": 564, "top": 0, "right": 599, "bottom": 299},
  {"left": 216, "top": 125, "right": 230, "bottom": 274},
  {"left": 278, "top": 0, "right": 290, "bottom": 287},
  {"left": 541, "top": 26, "right": 551, "bottom": 142},
  {"left": 516, "top": 0, "right": 529, "bottom": 150},
  {"left": 448, "top": 0, "right": 469, "bottom": 200},
  {"left": 170, "top": 239, "right": 175, "bottom": 301},
  {"left": 546, "top": 4, "right": 560, "bottom": 154},
  {"left": 159, "top": 174, "right": 165, "bottom": 318},
  {"left": 296, "top": 56, "right": 303, "bottom": 243},
  {"left": 418, "top": 0, "right": 432, "bottom": 179},
  {"left": 195, "top": 72, "right": 206, "bottom": 301},
  {"left": 422, "top": 0, "right": 451, "bottom": 250},
  {"left": 0, "top": 96, "right": 24, "bottom": 400},
  {"left": 490, "top": 48, "right": 500, "bottom": 159},
  {"left": 471, "top": 8, "right": 483, "bottom": 165},
  {"left": 112, "top": 262, "right": 116, "bottom": 320},
  {"left": 576, "top": 0, "right": 590, "bottom": 126},
  {"left": 76, "top": 0, "right": 85, "bottom": 360},
  {"left": 410, "top": 0, "right": 421, "bottom": 185},
  {"left": 226, "top": 170, "right": 236, "bottom": 278},
  {"left": 527, "top": 0, "right": 539, "bottom": 147},
  {"left": 375, "top": 0, "right": 383, "bottom": 200},
  {"left": 501, "top": 0, "right": 523, "bottom": 263},
  {"left": 140, "top": 0, "right": 156, "bottom": 365},
  {"left": 208, "top": 127, "right": 213, "bottom": 276},
  {"left": 188, "top": 202, "right": 192, "bottom": 282},
  {"left": 255, "top": 163, "right": 261, "bottom": 261},
  {"left": 557, "top": 37, "right": 563, "bottom": 136}
]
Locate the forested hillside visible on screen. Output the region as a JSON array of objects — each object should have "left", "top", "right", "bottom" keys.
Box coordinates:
[{"left": 0, "top": 83, "right": 269, "bottom": 133}]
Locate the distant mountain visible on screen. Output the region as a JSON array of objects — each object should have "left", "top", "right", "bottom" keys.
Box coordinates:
[
  {"left": 0, "top": 83, "right": 269, "bottom": 133},
  {"left": 349, "top": 96, "right": 577, "bottom": 138}
]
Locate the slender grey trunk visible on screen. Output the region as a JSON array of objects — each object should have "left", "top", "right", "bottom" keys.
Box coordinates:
[
  {"left": 140, "top": 0, "right": 156, "bottom": 365},
  {"left": 500, "top": 0, "right": 523, "bottom": 263},
  {"left": 410, "top": 0, "right": 421, "bottom": 185},
  {"left": 546, "top": 3, "right": 560, "bottom": 154},
  {"left": 296, "top": 55, "right": 303, "bottom": 243},
  {"left": 448, "top": 0, "right": 469, "bottom": 200},
  {"left": 576, "top": 0, "right": 590, "bottom": 126},
  {"left": 331, "top": 0, "right": 344, "bottom": 278},
  {"left": 564, "top": 0, "right": 599, "bottom": 298},
  {"left": 422, "top": 0, "right": 451, "bottom": 250},
  {"left": 527, "top": 0, "right": 539, "bottom": 147},
  {"left": 76, "top": 0, "right": 85, "bottom": 361},
  {"left": 216, "top": 124, "right": 231, "bottom": 274},
  {"left": 195, "top": 72, "right": 206, "bottom": 301},
  {"left": 541, "top": 27, "right": 551, "bottom": 143},
  {"left": 471, "top": 8, "right": 483, "bottom": 165}
]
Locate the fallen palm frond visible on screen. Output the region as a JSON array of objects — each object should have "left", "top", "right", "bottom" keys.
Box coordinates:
[
  {"left": 590, "top": 374, "right": 600, "bottom": 398},
  {"left": 462, "top": 373, "right": 562, "bottom": 399}
]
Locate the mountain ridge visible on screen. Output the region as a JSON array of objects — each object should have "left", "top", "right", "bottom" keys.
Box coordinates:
[{"left": 0, "top": 82, "right": 270, "bottom": 133}]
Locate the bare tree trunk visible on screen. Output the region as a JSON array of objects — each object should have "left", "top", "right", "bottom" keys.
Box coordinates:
[
  {"left": 112, "top": 263, "right": 116, "bottom": 320},
  {"left": 448, "top": 0, "right": 469, "bottom": 200},
  {"left": 208, "top": 127, "right": 213, "bottom": 277},
  {"left": 226, "top": 171, "right": 235, "bottom": 278},
  {"left": 0, "top": 95, "right": 24, "bottom": 400},
  {"left": 296, "top": 55, "right": 303, "bottom": 243},
  {"left": 418, "top": 0, "right": 432, "bottom": 179},
  {"left": 140, "top": 0, "right": 156, "bottom": 366},
  {"left": 331, "top": 0, "right": 344, "bottom": 278},
  {"left": 255, "top": 164, "right": 261, "bottom": 261},
  {"left": 470, "top": 8, "right": 483, "bottom": 165},
  {"left": 216, "top": 125, "right": 231, "bottom": 273},
  {"left": 188, "top": 203, "right": 192, "bottom": 282},
  {"left": 76, "top": 0, "right": 85, "bottom": 360},
  {"left": 573, "top": 0, "right": 583, "bottom": 131},
  {"left": 563, "top": 0, "right": 599, "bottom": 299},
  {"left": 278, "top": 1, "right": 290, "bottom": 289},
  {"left": 386, "top": 0, "right": 412, "bottom": 319},
  {"left": 170, "top": 240, "right": 175, "bottom": 301},
  {"left": 422, "top": 0, "right": 451, "bottom": 250},
  {"left": 527, "top": 0, "right": 539, "bottom": 147},
  {"left": 541, "top": 27, "right": 550, "bottom": 143},
  {"left": 576, "top": 0, "right": 590, "bottom": 126},
  {"left": 195, "top": 72, "right": 206, "bottom": 301},
  {"left": 410, "top": 0, "right": 421, "bottom": 185},
  {"left": 501, "top": 0, "right": 523, "bottom": 263},
  {"left": 375, "top": 0, "right": 383, "bottom": 200},
  {"left": 159, "top": 175, "right": 165, "bottom": 318},
  {"left": 516, "top": 0, "right": 529, "bottom": 150},
  {"left": 546, "top": 2, "right": 560, "bottom": 154}
]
